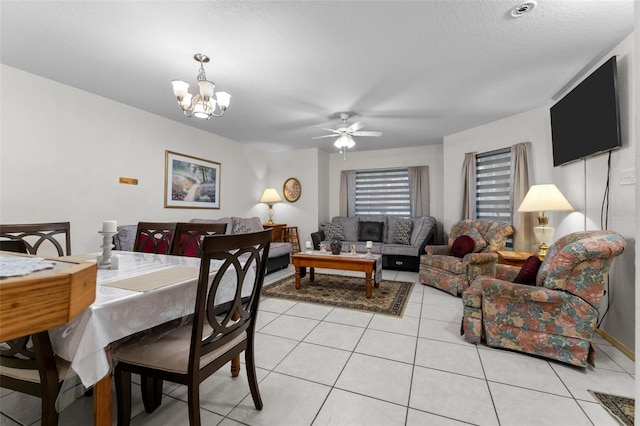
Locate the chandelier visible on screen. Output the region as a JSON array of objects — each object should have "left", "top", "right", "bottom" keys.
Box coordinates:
[{"left": 171, "top": 53, "right": 231, "bottom": 120}]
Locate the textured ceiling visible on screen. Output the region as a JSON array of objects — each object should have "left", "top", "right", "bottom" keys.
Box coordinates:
[{"left": 0, "top": 1, "right": 634, "bottom": 153}]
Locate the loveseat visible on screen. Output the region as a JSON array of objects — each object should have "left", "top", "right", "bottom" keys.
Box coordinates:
[
  {"left": 113, "top": 217, "right": 292, "bottom": 274},
  {"left": 310, "top": 215, "right": 437, "bottom": 271}
]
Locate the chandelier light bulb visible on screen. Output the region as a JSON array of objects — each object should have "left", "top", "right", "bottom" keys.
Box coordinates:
[{"left": 216, "top": 92, "right": 231, "bottom": 109}]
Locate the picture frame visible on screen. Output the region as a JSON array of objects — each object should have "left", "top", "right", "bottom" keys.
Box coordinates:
[
  {"left": 164, "top": 150, "right": 221, "bottom": 209},
  {"left": 283, "top": 177, "right": 302, "bottom": 203}
]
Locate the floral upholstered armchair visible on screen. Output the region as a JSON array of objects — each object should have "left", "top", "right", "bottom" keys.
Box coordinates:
[
  {"left": 461, "top": 230, "right": 626, "bottom": 367},
  {"left": 419, "top": 220, "right": 513, "bottom": 296}
]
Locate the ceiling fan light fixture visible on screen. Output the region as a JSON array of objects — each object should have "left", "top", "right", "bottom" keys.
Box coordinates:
[
  {"left": 334, "top": 133, "right": 355, "bottom": 149},
  {"left": 172, "top": 53, "right": 230, "bottom": 120}
]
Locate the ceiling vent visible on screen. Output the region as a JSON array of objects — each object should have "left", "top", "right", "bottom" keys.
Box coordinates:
[{"left": 510, "top": 1, "right": 537, "bottom": 18}]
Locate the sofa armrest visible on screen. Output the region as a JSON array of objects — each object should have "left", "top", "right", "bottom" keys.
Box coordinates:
[
  {"left": 311, "top": 230, "right": 324, "bottom": 250},
  {"left": 425, "top": 245, "right": 449, "bottom": 255},
  {"left": 416, "top": 222, "right": 437, "bottom": 255},
  {"left": 495, "top": 264, "right": 520, "bottom": 281}
]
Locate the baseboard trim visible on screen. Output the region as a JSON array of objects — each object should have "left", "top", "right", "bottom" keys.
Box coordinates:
[{"left": 596, "top": 329, "right": 635, "bottom": 361}]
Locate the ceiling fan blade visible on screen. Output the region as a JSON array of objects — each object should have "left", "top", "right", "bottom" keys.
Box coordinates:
[
  {"left": 347, "top": 121, "right": 364, "bottom": 133},
  {"left": 313, "top": 127, "right": 341, "bottom": 134},
  {"left": 312, "top": 134, "right": 341, "bottom": 139},
  {"left": 352, "top": 131, "right": 382, "bottom": 137}
]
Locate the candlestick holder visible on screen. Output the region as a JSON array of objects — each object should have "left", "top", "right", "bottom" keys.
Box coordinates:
[
  {"left": 366, "top": 248, "right": 372, "bottom": 257},
  {"left": 97, "top": 231, "right": 117, "bottom": 269}
]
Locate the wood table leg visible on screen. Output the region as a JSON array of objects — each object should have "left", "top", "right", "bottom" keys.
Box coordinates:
[
  {"left": 310, "top": 267, "right": 315, "bottom": 282},
  {"left": 365, "top": 272, "right": 372, "bottom": 299},
  {"left": 93, "top": 373, "right": 111, "bottom": 426},
  {"left": 295, "top": 266, "right": 301, "bottom": 289}
]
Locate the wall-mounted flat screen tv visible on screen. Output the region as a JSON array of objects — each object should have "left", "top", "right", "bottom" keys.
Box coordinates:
[{"left": 550, "top": 56, "right": 621, "bottom": 167}]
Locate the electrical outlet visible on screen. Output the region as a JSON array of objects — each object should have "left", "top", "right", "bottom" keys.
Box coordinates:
[{"left": 619, "top": 168, "right": 636, "bottom": 186}]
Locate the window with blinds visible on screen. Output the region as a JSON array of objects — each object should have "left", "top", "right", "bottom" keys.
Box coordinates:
[
  {"left": 355, "top": 169, "right": 411, "bottom": 216},
  {"left": 475, "top": 148, "right": 512, "bottom": 223}
]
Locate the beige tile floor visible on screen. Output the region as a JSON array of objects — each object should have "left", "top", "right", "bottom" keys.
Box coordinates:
[{"left": 0, "top": 267, "right": 635, "bottom": 426}]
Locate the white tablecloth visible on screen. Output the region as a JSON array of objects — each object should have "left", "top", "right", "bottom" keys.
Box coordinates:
[{"left": 49, "top": 251, "right": 255, "bottom": 387}]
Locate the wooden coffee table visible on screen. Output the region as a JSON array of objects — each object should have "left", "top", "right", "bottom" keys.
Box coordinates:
[{"left": 291, "top": 252, "right": 379, "bottom": 298}]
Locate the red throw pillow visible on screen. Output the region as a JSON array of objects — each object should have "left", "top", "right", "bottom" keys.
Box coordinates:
[
  {"left": 513, "top": 255, "right": 542, "bottom": 285},
  {"left": 451, "top": 235, "right": 475, "bottom": 258}
]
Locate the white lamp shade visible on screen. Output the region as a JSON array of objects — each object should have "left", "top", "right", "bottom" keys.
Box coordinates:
[
  {"left": 260, "top": 188, "right": 282, "bottom": 204},
  {"left": 334, "top": 134, "right": 355, "bottom": 149},
  {"left": 345, "top": 134, "right": 355, "bottom": 148},
  {"left": 171, "top": 80, "right": 189, "bottom": 98},
  {"left": 180, "top": 93, "right": 193, "bottom": 109},
  {"left": 216, "top": 92, "right": 231, "bottom": 109},
  {"left": 518, "top": 184, "right": 574, "bottom": 212},
  {"left": 198, "top": 80, "right": 215, "bottom": 99},
  {"left": 193, "top": 98, "right": 212, "bottom": 118}
]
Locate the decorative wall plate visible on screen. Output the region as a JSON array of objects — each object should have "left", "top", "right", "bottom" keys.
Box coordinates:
[{"left": 283, "top": 177, "right": 301, "bottom": 202}]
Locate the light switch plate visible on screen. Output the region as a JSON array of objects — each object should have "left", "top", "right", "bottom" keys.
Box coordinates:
[{"left": 619, "top": 168, "right": 635, "bottom": 186}]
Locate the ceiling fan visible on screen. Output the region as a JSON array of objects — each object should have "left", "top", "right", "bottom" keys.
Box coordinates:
[{"left": 312, "top": 113, "right": 382, "bottom": 154}]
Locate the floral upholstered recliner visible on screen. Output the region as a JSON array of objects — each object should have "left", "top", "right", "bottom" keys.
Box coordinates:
[
  {"left": 461, "top": 230, "right": 626, "bottom": 367},
  {"left": 419, "top": 220, "right": 513, "bottom": 296}
]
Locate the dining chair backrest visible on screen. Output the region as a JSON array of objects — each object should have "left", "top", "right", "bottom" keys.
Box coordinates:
[
  {"left": 195, "top": 229, "right": 271, "bottom": 354},
  {"left": 133, "top": 222, "right": 177, "bottom": 254},
  {"left": 170, "top": 222, "right": 228, "bottom": 257},
  {"left": 0, "top": 222, "right": 72, "bottom": 256},
  {"left": 0, "top": 332, "right": 70, "bottom": 426}
]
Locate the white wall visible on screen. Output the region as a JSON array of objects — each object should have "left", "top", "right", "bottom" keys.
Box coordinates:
[
  {"left": 260, "top": 148, "right": 322, "bottom": 249},
  {"left": 326, "top": 145, "right": 445, "bottom": 242},
  {"left": 442, "top": 34, "right": 636, "bottom": 349},
  {"left": 0, "top": 65, "right": 271, "bottom": 254}
]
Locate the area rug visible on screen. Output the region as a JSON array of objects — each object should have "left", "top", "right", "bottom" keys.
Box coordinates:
[
  {"left": 588, "top": 390, "right": 635, "bottom": 426},
  {"left": 262, "top": 273, "right": 414, "bottom": 317}
]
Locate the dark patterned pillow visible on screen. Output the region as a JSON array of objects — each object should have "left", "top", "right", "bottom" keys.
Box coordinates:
[
  {"left": 393, "top": 220, "right": 414, "bottom": 245},
  {"left": 320, "top": 223, "right": 345, "bottom": 241},
  {"left": 231, "top": 218, "right": 251, "bottom": 234},
  {"left": 451, "top": 235, "right": 475, "bottom": 258},
  {"left": 513, "top": 255, "right": 542, "bottom": 285},
  {"left": 358, "top": 221, "right": 384, "bottom": 242},
  {"left": 463, "top": 228, "right": 488, "bottom": 252}
]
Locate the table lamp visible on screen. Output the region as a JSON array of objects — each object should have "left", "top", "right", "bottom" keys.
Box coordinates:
[
  {"left": 260, "top": 188, "right": 282, "bottom": 225},
  {"left": 517, "top": 184, "right": 574, "bottom": 257}
]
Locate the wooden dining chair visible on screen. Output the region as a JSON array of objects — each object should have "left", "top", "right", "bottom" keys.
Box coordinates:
[
  {"left": 170, "top": 222, "right": 228, "bottom": 257},
  {"left": 0, "top": 222, "right": 71, "bottom": 256},
  {"left": 0, "top": 332, "right": 74, "bottom": 426},
  {"left": 113, "top": 229, "right": 271, "bottom": 426},
  {"left": 132, "top": 222, "right": 177, "bottom": 254}
]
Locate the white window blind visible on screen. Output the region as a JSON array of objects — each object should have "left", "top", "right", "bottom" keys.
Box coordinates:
[
  {"left": 355, "top": 169, "right": 411, "bottom": 216},
  {"left": 475, "top": 148, "right": 512, "bottom": 223}
]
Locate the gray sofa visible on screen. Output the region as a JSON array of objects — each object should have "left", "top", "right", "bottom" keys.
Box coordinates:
[
  {"left": 311, "top": 215, "right": 437, "bottom": 271},
  {"left": 113, "top": 217, "right": 292, "bottom": 274}
]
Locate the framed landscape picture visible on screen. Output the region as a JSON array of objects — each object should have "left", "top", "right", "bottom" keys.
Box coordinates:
[{"left": 165, "top": 150, "right": 221, "bottom": 209}]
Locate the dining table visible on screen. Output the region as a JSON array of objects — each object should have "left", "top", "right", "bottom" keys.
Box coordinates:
[{"left": 46, "top": 251, "right": 255, "bottom": 426}]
